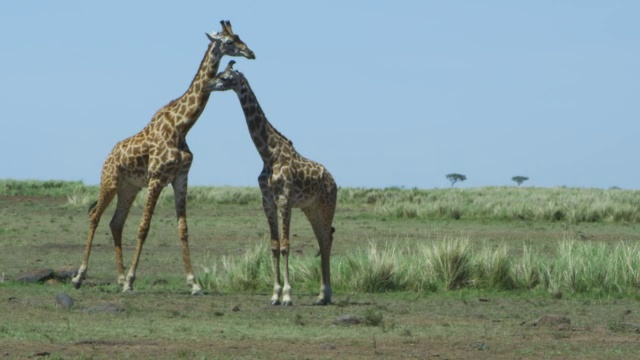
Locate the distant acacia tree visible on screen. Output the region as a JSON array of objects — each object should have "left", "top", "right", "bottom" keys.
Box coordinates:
[
  {"left": 446, "top": 173, "right": 467, "bottom": 187},
  {"left": 512, "top": 176, "right": 529, "bottom": 186}
]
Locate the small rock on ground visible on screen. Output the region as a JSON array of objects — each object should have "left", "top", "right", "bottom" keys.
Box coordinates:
[
  {"left": 533, "top": 315, "right": 571, "bottom": 327},
  {"left": 54, "top": 266, "right": 77, "bottom": 280},
  {"left": 55, "top": 293, "right": 74, "bottom": 309},
  {"left": 334, "top": 314, "right": 364, "bottom": 325},
  {"left": 15, "top": 269, "right": 53, "bottom": 283}
]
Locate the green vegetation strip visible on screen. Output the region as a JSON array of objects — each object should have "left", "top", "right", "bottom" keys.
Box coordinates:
[
  {"left": 2, "top": 179, "right": 640, "bottom": 223},
  {"left": 198, "top": 238, "right": 640, "bottom": 296}
]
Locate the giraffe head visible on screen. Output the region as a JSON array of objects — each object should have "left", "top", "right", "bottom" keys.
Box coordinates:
[
  {"left": 206, "top": 20, "right": 255, "bottom": 60},
  {"left": 205, "top": 60, "right": 246, "bottom": 93}
]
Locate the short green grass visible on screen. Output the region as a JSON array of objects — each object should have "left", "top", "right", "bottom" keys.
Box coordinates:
[{"left": 1, "top": 180, "right": 640, "bottom": 358}]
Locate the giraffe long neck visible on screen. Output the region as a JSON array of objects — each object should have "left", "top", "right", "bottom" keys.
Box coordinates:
[
  {"left": 160, "top": 41, "right": 222, "bottom": 135},
  {"left": 236, "top": 81, "right": 291, "bottom": 163}
]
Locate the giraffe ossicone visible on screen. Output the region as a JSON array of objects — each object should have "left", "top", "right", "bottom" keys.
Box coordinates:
[
  {"left": 206, "top": 61, "right": 338, "bottom": 306},
  {"left": 72, "top": 21, "right": 254, "bottom": 295}
]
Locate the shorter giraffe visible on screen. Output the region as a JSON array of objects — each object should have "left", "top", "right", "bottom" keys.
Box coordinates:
[{"left": 206, "top": 61, "right": 337, "bottom": 305}]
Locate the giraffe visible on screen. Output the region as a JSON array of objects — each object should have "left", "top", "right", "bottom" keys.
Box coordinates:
[
  {"left": 71, "top": 21, "right": 255, "bottom": 295},
  {"left": 205, "top": 61, "right": 337, "bottom": 305}
]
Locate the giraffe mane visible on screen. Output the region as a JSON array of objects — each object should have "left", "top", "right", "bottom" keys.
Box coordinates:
[
  {"left": 231, "top": 63, "right": 294, "bottom": 147},
  {"left": 270, "top": 124, "right": 293, "bottom": 147}
]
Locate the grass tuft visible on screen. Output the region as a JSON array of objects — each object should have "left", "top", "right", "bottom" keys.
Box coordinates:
[
  {"left": 427, "top": 238, "right": 473, "bottom": 290},
  {"left": 199, "top": 244, "right": 272, "bottom": 292},
  {"left": 196, "top": 238, "right": 640, "bottom": 296}
]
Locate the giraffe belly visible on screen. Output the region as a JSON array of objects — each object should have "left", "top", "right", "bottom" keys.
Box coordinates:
[
  {"left": 289, "top": 189, "right": 319, "bottom": 209},
  {"left": 123, "top": 169, "right": 150, "bottom": 188}
]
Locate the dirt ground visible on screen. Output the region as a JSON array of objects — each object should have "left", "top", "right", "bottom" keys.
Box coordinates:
[
  {"left": 2, "top": 287, "right": 640, "bottom": 360},
  {"left": 2, "top": 320, "right": 639, "bottom": 359}
]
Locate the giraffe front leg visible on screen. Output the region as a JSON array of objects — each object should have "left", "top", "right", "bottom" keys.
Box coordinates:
[
  {"left": 173, "top": 175, "right": 202, "bottom": 295},
  {"left": 271, "top": 241, "right": 282, "bottom": 305},
  {"left": 260, "top": 178, "right": 282, "bottom": 305},
  {"left": 279, "top": 204, "right": 293, "bottom": 306},
  {"left": 267, "top": 214, "right": 282, "bottom": 305},
  {"left": 124, "top": 180, "right": 163, "bottom": 293},
  {"left": 178, "top": 212, "right": 202, "bottom": 295}
]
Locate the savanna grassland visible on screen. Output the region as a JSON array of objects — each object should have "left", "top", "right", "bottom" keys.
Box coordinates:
[{"left": 1, "top": 180, "right": 640, "bottom": 359}]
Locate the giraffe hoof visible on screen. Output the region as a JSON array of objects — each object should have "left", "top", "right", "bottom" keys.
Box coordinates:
[
  {"left": 314, "top": 298, "right": 331, "bottom": 306},
  {"left": 191, "top": 289, "right": 203, "bottom": 296},
  {"left": 282, "top": 301, "right": 293, "bottom": 307},
  {"left": 271, "top": 300, "right": 281, "bottom": 306}
]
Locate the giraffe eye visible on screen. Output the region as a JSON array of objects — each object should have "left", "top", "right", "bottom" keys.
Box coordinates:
[{"left": 225, "top": 40, "right": 234, "bottom": 45}]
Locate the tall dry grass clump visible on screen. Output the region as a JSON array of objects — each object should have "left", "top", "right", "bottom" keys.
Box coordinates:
[
  {"left": 197, "top": 238, "right": 640, "bottom": 296},
  {"left": 199, "top": 244, "right": 271, "bottom": 291},
  {"left": 337, "top": 242, "right": 400, "bottom": 292},
  {"left": 541, "top": 239, "right": 640, "bottom": 295},
  {"left": 474, "top": 244, "right": 516, "bottom": 290},
  {"left": 510, "top": 245, "right": 542, "bottom": 290},
  {"left": 424, "top": 238, "right": 474, "bottom": 290}
]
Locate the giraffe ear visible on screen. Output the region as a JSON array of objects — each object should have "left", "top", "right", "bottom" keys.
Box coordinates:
[{"left": 206, "top": 32, "right": 216, "bottom": 42}]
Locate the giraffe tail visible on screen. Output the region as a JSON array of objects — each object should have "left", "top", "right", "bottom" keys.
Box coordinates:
[{"left": 88, "top": 200, "right": 98, "bottom": 214}]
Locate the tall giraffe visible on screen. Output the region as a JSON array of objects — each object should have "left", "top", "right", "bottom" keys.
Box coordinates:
[
  {"left": 72, "top": 21, "right": 255, "bottom": 295},
  {"left": 206, "top": 61, "right": 337, "bottom": 305}
]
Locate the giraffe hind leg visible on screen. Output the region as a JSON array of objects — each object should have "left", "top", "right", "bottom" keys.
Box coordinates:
[
  {"left": 314, "top": 227, "right": 335, "bottom": 257},
  {"left": 109, "top": 184, "right": 140, "bottom": 286},
  {"left": 303, "top": 199, "right": 336, "bottom": 305}
]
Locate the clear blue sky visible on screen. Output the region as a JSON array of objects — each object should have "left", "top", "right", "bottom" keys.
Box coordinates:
[{"left": 1, "top": 1, "right": 638, "bottom": 189}]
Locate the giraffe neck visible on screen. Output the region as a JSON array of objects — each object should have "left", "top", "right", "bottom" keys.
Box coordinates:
[
  {"left": 236, "top": 81, "right": 292, "bottom": 163},
  {"left": 157, "top": 41, "right": 223, "bottom": 135}
]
